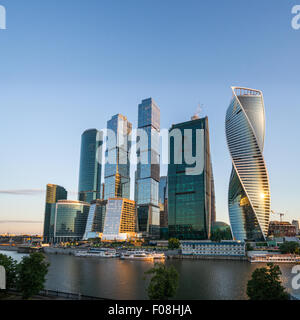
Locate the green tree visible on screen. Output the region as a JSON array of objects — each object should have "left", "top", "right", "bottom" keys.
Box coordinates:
[
  {"left": 168, "top": 238, "right": 180, "bottom": 250},
  {"left": 17, "top": 252, "right": 50, "bottom": 299},
  {"left": 247, "top": 263, "right": 289, "bottom": 300},
  {"left": 144, "top": 263, "right": 179, "bottom": 300},
  {"left": 0, "top": 254, "right": 18, "bottom": 290},
  {"left": 279, "top": 242, "right": 300, "bottom": 254},
  {"left": 246, "top": 243, "right": 253, "bottom": 251}
]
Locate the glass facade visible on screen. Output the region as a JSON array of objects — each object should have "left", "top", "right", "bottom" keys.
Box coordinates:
[
  {"left": 43, "top": 184, "right": 67, "bottom": 243},
  {"left": 104, "top": 114, "right": 132, "bottom": 200},
  {"left": 102, "top": 198, "right": 136, "bottom": 241},
  {"left": 159, "top": 176, "right": 168, "bottom": 239},
  {"left": 51, "top": 200, "right": 90, "bottom": 243},
  {"left": 168, "top": 117, "right": 215, "bottom": 240},
  {"left": 226, "top": 87, "right": 271, "bottom": 241},
  {"left": 136, "top": 98, "right": 160, "bottom": 239},
  {"left": 83, "top": 199, "right": 107, "bottom": 240},
  {"left": 78, "top": 129, "right": 102, "bottom": 203}
]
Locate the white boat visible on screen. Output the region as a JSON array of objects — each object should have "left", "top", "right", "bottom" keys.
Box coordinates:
[
  {"left": 250, "top": 254, "right": 300, "bottom": 263},
  {"left": 120, "top": 250, "right": 154, "bottom": 261},
  {"left": 152, "top": 252, "right": 166, "bottom": 260},
  {"left": 75, "top": 248, "right": 118, "bottom": 258}
]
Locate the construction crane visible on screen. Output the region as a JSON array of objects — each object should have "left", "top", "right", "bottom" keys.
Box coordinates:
[{"left": 271, "top": 210, "right": 285, "bottom": 222}]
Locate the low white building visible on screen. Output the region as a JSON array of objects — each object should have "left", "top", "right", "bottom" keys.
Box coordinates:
[{"left": 181, "top": 240, "right": 246, "bottom": 256}]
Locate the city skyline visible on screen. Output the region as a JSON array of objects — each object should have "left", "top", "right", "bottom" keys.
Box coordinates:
[{"left": 0, "top": 0, "right": 300, "bottom": 234}]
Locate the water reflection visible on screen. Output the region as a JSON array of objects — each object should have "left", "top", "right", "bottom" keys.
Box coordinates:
[{"left": 1, "top": 251, "right": 299, "bottom": 300}]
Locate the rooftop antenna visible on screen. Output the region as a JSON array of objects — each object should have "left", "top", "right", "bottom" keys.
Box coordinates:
[{"left": 191, "top": 103, "right": 203, "bottom": 120}]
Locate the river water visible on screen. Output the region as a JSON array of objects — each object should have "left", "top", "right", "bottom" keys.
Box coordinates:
[{"left": 1, "top": 250, "right": 299, "bottom": 300}]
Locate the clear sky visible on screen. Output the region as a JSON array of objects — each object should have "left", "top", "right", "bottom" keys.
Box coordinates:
[{"left": 0, "top": 0, "right": 299, "bottom": 234}]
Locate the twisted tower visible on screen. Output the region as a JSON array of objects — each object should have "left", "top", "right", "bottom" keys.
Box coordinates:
[{"left": 225, "top": 87, "right": 270, "bottom": 241}]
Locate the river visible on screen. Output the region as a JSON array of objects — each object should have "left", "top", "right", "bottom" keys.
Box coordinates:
[{"left": 1, "top": 250, "right": 299, "bottom": 300}]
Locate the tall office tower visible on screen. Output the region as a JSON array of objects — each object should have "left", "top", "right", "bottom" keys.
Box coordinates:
[
  {"left": 102, "top": 198, "right": 136, "bottom": 241},
  {"left": 104, "top": 114, "right": 132, "bottom": 200},
  {"left": 225, "top": 87, "right": 271, "bottom": 241},
  {"left": 83, "top": 199, "right": 107, "bottom": 240},
  {"left": 78, "top": 129, "right": 103, "bottom": 203},
  {"left": 50, "top": 200, "right": 90, "bottom": 243},
  {"left": 168, "top": 116, "right": 215, "bottom": 240},
  {"left": 136, "top": 98, "right": 160, "bottom": 239},
  {"left": 159, "top": 176, "right": 168, "bottom": 239},
  {"left": 43, "top": 184, "right": 67, "bottom": 243}
]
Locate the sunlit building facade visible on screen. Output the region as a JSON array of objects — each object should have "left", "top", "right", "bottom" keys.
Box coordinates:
[
  {"left": 50, "top": 200, "right": 90, "bottom": 243},
  {"left": 43, "top": 184, "right": 67, "bottom": 243},
  {"left": 102, "top": 198, "right": 136, "bottom": 241},
  {"left": 225, "top": 87, "right": 271, "bottom": 241},
  {"left": 136, "top": 98, "right": 160, "bottom": 239},
  {"left": 83, "top": 199, "right": 107, "bottom": 240},
  {"left": 168, "top": 116, "right": 215, "bottom": 240},
  {"left": 104, "top": 114, "right": 132, "bottom": 200},
  {"left": 78, "top": 129, "right": 103, "bottom": 203}
]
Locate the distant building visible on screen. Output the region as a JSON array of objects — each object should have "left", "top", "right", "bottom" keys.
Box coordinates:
[
  {"left": 136, "top": 98, "right": 160, "bottom": 239},
  {"left": 292, "top": 220, "right": 300, "bottom": 235},
  {"left": 83, "top": 199, "right": 107, "bottom": 240},
  {"left": 181, "top": 240, "right": 245, "bottom": 256},
  {"left": 102, "top": 198, "right": 136, "bottom": 241},
  {"left": 268, "top": 221, "right": 296, "bottom": 238},
  {"left": 212, "top": 221, "right": 230, "bottom": 232},
  {"left": 168, "top": 116, "right": 215, "bottom": 240},
  {"left": 50, "top": 200, "right": 90, "bottom": 243},
  {"left": 43, "top": 184, "right": 67, "bottom": 243},
  {"left": 104, "top": 114, "right": 132, "bottom": 200},
  {"left": 78, "top": 129, "right": 103, "bottom": 203}
]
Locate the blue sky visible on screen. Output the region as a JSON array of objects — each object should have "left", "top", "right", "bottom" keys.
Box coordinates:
[{"left": 0, "top": 0, "right": 299, "bottom": 234}]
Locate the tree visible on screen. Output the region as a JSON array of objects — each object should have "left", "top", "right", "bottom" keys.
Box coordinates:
[
  {"left": 0, "top": 254, "right": 18, "bottom": 290},
  {"left": 144, "top": 263, "right": 179, "bottom": 300},
  {"left": 168, "top": 238, "right": 180, "bottom": 250},
  {"left": 247, "top": 263, "right": 289, "bottom": 300},
  {"left": 246, "top": 243, "right": 253, "bottom": 251},
  {"left": 279, "top": 242, "right": 300, "bottom": 254},
  {"left": 17, "top": 252, "right": 50, "bottom": 299}
]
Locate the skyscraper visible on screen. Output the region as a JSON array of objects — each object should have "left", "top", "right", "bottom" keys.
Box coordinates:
[
  {"left": 104, "top": 114, "right": 132, "bottom": 200},
  {"left": 102, "top": 198, "right": 136, "bottom": 241},
  {"left": 78, "top": 129, "right": 103, "bottom": 203},
  {"left": 159, "top": 176, "right": 168, "bottom": 239},
  {"left": 136, "top": 98, "right": 160, "bottom": 239},
  {"left": 83, "top": 199, "right": 107, "bottom": 240},
  {"left": 43, "top": 184, "right": 67, "bottom": 243},
  {"left": 225, "top": 87, "right": 271, "bottom": 241},
  {"left": 50, "top": 200, "right": 90, "bottom": 243},
  {"left": 168, "top": 116, "right": 215, "bottom": 240}
]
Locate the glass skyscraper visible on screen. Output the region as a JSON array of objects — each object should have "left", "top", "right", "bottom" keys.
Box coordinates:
[
  {"left": 50, "top": 200, "right": 90, "bottom": 243},
  {"left": 78, "top": 129, "right": 103, "bottom": 203},
  {"left": 168, "top": 116, "right": 215, "bottom": 240},
  {"left": 159, "top": 176, "right": 168, "bottom": 239},
  {"left": 225, "top": 87, "right": 270, "bottom": 241},
  {"left": 136, "top": 98, "right": 160, "bottom": 239},
  {"left": 104, "top": 114, "right": 132, "bottom": 200},
  {"left": 102, "top": 198, "right": 136, "bottom": 241},
  {"left": 83, "top": 199, "right": 107, "bottom": 240},
  {"left": 43, "top": 184, "right": 67, "bottom": 243}
]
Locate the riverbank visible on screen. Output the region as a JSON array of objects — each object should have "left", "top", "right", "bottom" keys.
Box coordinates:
[{"left": 0, "top": 245, "right": 18, "bottom": 251}]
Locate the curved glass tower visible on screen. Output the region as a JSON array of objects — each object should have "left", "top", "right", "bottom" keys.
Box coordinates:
[{"left": 225, "top": 87, "right": 270, "bottom": 241}]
